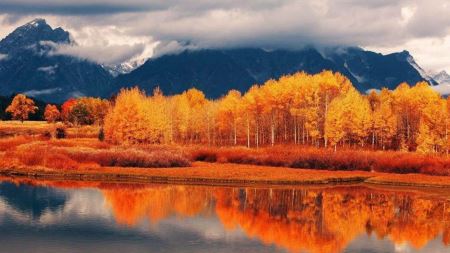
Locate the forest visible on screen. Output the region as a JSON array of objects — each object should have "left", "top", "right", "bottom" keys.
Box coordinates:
[
  {"left": 4, "top": 70, "right": 449, "bottom": 156},
  {"left": 100, "top": 70, "right": 448, "bottom": 154}
]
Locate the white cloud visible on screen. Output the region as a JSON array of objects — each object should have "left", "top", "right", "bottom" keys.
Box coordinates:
[
  {"left": 37, "top": 64, "right": 58, "bottom": 75},
  {"left": 367, "top": 35, "right": 450, "bottom": 73},
  {"left": 23, "top": 87, "right": 62, "bottom": 97},
  {"left": 54, "top": 43, "right": 146, "bottom": 65},
  {"left": 40, "top": 39, "right": 147, "bottom": 65},
  {"left": 0, "top": 53, "right": 8, "bottom": 61}
]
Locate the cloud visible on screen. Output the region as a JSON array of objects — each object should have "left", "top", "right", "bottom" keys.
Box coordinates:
[
  {"left": 53, "top": 43, "right": 146, "bottom": 65},
  {"left": 0, "top": 53, "right": 8, "bottom": 61},
  {"left": 37, "top": 64, "right": 58, "bottom": 75},
  {"left": 0, "top": 1, "right": 450, "bottom": 72},
  {"left": 40, "top": 40, "right": 146, "bottom": 65},
  {"left": 0, "top": 1, "right": 163, "bottom": 15},
  {"left": 23, "top": 88, "right": 62, "bottom": 97}
]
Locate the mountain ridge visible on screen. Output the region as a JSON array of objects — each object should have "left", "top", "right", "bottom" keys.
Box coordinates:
[
  {"left": 0, "top": 18, "right": 112, "bottom": 103},
  {"left": 0, "top": 18, "right": 442, "bottom": 102}
]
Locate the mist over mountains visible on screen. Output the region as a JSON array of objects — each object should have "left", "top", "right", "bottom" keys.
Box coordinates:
[{"left": 0, "top": 19, "right": 445, "bottom": 103}]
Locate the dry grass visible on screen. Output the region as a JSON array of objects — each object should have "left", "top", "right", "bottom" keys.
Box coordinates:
[
  {"left": 0, "top": 120, "right": 100, "bottom": 139},
  {"left": 0, "top": 121, "right": 51, "bottom": 137},
  {"left": 0, "top": 137, "right": 190, "bottom": 170},
  {"left": 65, "top": 125, "right": 101, "bottom": 138}
]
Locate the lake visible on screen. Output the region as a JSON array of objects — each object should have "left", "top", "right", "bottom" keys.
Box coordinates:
[{"left": 0, "top": 179, "right": 448, "bottom": 253}]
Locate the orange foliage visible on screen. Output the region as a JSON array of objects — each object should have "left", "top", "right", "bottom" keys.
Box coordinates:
[
  {"left": 98, "top": 70, "right": 450, "bottom": 155},
  {"left": 5, "top": 94, "right": 38, "bottom": 122},
  {"left": 44, "top": 104, "right": 60, "bottom": 123},
  {"left": 97, "top": 184, "right": 450, "bottom": 253},
  {"left": 189, "top": 146, "right": 450, "bottom": 176}
]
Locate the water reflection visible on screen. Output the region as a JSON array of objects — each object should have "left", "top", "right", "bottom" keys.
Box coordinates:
[{"left": 0, "top": 178, "right": 449, "bottom": 253}]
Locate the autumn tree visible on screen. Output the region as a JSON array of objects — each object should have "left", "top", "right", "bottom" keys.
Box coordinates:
[
  {"left": 325, "top": 89, "right": 371, "bottom": 149},
  {"left": 104, "top": 87, "right": 170, "bottom": 144},
  {"left": 5, "top": 94, "right": 38, "bottom": 122},
  {"left": 416, "top": 94, "right": 447, "bottom": 153},
  {"left": 372, "top": 89, "right": 397, "bottom": 150},
  {"left": 217, "top": 90, "right": 242, "bottom": 145},
  {"left": 61, "top": 98, "right": 77, "bottom": 123},
  {"left": 44, "top": 104, "right": 60, "bottom": 123}
]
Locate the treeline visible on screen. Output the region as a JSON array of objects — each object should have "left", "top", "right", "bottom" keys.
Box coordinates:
[
  {"left": 102, "top": 70, "right": 450, "bottom": 154},
  {"left": 6, "top": 70, "right": 449, "bottom": 154}
]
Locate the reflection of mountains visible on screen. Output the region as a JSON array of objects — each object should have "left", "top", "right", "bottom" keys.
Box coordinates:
[
  {"left": 0, "top": 181, "right": 66, "bottom": 217},
  {"left": 102, "top": 185, "right": 450, "bottom": 253}
]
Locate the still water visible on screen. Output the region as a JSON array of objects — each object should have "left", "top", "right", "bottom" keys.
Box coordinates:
[{"left": 0, "top": 179, "right": 449, "bottom": 253}]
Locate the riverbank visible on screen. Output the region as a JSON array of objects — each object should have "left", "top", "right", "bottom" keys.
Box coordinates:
[
  {"left": 2, "top": 161, "right": 450, "bottom": 188},
  {"left": 2, "top": 121, "right": 450, "bottom": 189}
]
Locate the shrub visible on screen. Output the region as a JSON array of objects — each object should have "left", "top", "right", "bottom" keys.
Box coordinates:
[
  {"left": 187, "top": 146, "right": 450, "bottom": 176},
  {"left": 66, "top": 148, "right": 190, "bottom": 168},
  {"left": 98, "top": 127, "right": 105, "bottom": 142},
  {"left": 55, "top": 127, "right": 66, "bottom": 139}
]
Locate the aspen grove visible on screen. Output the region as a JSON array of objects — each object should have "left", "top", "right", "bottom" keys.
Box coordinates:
[{"left": 102, "top": 70, "right": 449, "bottom": 154}]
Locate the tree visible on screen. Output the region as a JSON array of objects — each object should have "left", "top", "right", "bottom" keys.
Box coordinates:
[
  {"left": 325, "top": 89, "right": 371, "bottom": 149},
  {"left": 44, "top": 104, "right": 60, "bottom": 123},
  {"left": 416, "top": 96, "right": 447, "bottom": 153},
  {"left": 5, "top": 94, "right": 38, "bottom": 122},
  {"left": 70, "top": 102, "right": 92, "bottom": 126},
  {"left": 217, "top": 90, "right": 242, "bottom": 145},
  {"left": 372, "top": 89, "right": 397, "bottom": 150},
  {"left": 104, "top": 88, "right": 152, "bottom": 144},
  {"left": 325, "top": 99, "right": 345, "bottom": 151},
  {"left": 104, "top": 87, "right": 170, "bottom": 144},
  {"left": 61, "top": 98, "right": 77, "bottom": 123}
]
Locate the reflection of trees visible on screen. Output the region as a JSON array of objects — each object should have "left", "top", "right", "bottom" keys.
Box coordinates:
[
  {"left": 2, "top": 177, "right": 448, "bottom": 253},
  {"left": 102, "top": 185, "right": 450, "bottom": 253},
  {"left": 102, "top": 185, "right": 214, "bottom": 225}
]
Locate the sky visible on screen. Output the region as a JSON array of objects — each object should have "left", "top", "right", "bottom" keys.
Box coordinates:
[{"left": 0, "top": 0, "right": 449, "bottom": 73}]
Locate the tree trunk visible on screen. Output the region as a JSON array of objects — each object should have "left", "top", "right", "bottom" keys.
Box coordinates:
[{"left": 247, "top": 116, "right": 250, "bottom": 148}]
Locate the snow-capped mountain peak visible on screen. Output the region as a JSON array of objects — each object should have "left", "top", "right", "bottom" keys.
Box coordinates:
[
  {"left": 433, "top": 70, "right": 450, "bottom": 84},
  {"left": 430, "top": 70, "right": 450, "bottom": 95},
  {"left": 404, "top": 51, "right": 436, "bottom": 85}
]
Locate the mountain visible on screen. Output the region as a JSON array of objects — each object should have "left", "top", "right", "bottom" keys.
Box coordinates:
[
  {"left": 0, "top": 19, "right": 437, "bottom": 102},
  {"left": 430, "top": 71, "right": 450, "bottom": 95},
  {"left": 0, "top": 19, "right": 113, "bottom": 103},
  {"left": 114, "top": 47, "right": 432, "bottom": 98},
  {"left": 433, "top": 70, "right": 450, "bottom": 84}
]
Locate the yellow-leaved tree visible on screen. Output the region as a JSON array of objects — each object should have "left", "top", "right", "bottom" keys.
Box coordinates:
[
  {"left": 6, "top": 94, "right": 38, "bottom": 122},
  {"left": 217, "top": 90, "right": 242, "bottom": 145},
  {"left": 416, "top": 95, "right": 447, "bottom": 153},
  {"left": 325, "top": 89, "right": 371, "bottom": 150},
  {"left": 104, "top": 87, "right": 169, "bottom": 144},
  {"left": 372, "top": 89, "right": 397, "bottom": 150}
]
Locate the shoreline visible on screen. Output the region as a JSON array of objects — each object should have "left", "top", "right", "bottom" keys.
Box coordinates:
[{"left": 1, "top": 162, "right": 450, "bottom": 189}]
